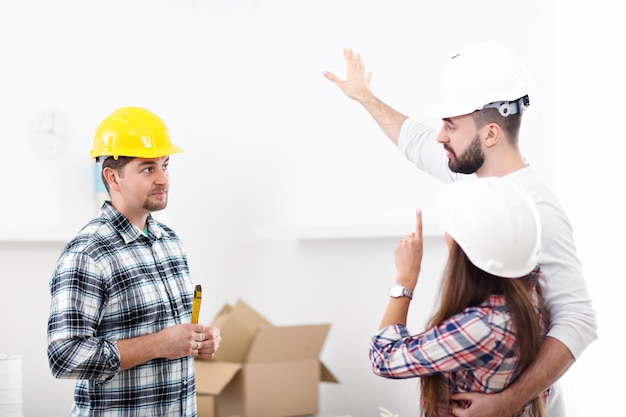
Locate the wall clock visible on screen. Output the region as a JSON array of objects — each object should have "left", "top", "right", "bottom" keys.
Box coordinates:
[{"left": 29, "top": 109, "right": 71, "bottom": 158}]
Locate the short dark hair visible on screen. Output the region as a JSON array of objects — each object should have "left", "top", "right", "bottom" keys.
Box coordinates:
[
  {"left": 99, "top": 156, "right": 135, "bottom": 194},
  {"left": 471, "top": 108, "right": 523, "bottom": 145}
]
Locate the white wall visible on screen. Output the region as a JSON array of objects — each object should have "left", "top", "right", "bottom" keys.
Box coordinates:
[
  {"left": 553, "top": 1, "right": 624, "bottom": 414},
  {"left": 0, "top": 1, "right": 617, "bottom": 416}
]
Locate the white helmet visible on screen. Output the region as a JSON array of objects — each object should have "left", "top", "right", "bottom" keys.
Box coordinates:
[
  {"left": 431, "top": 42, "right": 532, "bottom": 119},
  {"left": 437, "top": 177, "right": 541, "bottom": 278}
]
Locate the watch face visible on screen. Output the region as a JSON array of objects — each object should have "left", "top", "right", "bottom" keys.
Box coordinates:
[
  {"left": 389, "top": 284, "right": 412, "bottom": 298},
  {"left": 389, "top": 285, "right": 403, "bottom": 297}
]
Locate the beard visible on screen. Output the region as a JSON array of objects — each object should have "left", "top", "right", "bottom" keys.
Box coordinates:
[
  {"left": 144, "top": 200, "right": 167, "bottom": 212},
  {"left": 447, "top": 133, "right": 485, "bottom": 174},
  {"left": 144, "top": 189, "right": 168, "bottom": 212}
]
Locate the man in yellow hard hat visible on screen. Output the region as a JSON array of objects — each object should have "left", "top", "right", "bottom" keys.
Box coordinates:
[
  {"left": 325, "top": 44, "right": 597, "bottom": 417},
  {"left": 46, "top": 107, "right": 221, "bottom": 416}
]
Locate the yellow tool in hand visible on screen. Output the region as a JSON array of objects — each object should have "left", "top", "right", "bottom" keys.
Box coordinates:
[{"left": 191, "top": 284, "right": 202, "bottom": 324}]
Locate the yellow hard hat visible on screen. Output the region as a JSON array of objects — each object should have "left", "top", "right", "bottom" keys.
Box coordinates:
[{"left": 90, "top": 107, "right": 183, "bottom": 159}]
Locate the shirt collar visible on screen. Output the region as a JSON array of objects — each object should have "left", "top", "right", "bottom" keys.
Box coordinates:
[{"left": 101, "top": 201, "right": 166, "bottom": 242}]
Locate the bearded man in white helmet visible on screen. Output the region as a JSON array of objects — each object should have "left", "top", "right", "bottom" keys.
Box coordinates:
[{"left": 325, "top": 43, "right": 597, "bottom": 417}]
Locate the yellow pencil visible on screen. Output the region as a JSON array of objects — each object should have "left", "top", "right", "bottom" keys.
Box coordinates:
[{"left": 191, "top": 284, "right": 202, "bottom": 324}]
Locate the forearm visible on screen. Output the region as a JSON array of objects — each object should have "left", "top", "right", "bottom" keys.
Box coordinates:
[
  {"left": 117, "top": 332, "right": 162, "bottom": 371},
  {"left": 380, "top": 217, "right": 422, "bottom": 330},
  {"left": 117, "top": 323, "right": 214, "bottom": 371},
  {"left": 502, "top": 336, "right": 575, "bottom": 410},
  {"left": 379, "top": 297, "right": 411, "bottom": 330},
  {"left": 359, "top": 94, "right": 409, "bottom": 145}
]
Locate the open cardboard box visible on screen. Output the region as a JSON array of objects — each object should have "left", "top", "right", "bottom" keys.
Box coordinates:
[{"left": 195, "top": 299, "right": 338, "bottom": 417}]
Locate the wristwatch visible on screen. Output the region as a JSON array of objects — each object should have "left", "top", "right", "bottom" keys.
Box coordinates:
[{"left": 388, "top": 284, "right": 413, "bottom": 299}]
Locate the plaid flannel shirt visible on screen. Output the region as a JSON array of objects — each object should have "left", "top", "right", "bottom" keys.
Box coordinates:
[
  {"left": 47, "top": 202, "right": 197, "bottom": 416},
  {"left": 370, "top": 270, "right": 549, "bottom": 417}
]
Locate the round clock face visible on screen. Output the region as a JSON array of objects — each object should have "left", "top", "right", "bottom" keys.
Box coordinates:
[{"left": 30, "top": 109, "right": 71, "bottom": 158}]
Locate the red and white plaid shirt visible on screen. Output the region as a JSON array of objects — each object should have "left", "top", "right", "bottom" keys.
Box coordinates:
[{"left": 370, "top": 270, "right": 549, "bottom": 416}]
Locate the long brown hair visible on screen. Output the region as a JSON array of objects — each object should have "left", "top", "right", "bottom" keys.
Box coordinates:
[{"left": 420, "top": 242, "right": 549, "bottom": 417}]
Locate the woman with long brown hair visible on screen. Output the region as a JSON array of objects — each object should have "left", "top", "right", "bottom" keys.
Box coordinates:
[{"left": 370, "top": 177, "right": 549, "bottom": 417}]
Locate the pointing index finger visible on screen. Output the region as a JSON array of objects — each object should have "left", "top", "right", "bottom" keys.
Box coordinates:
[{"left": 415, "top": 208, "right": 423, "bottom": 237}]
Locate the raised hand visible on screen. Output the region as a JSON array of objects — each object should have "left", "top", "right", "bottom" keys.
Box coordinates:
[
  {"left": 393, "top": 209, "right": 423, "bottom": 289},
  {"left": 324, "top": 48, "right": 374, "bottom": 103}
]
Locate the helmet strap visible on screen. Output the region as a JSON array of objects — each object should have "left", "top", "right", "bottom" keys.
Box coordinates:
[{"left": 482, "top": 95, "right": 530, "bottom": 117}]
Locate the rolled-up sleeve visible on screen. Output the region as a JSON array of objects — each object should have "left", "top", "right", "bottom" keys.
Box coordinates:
[
  {"left": 47, "top": 250, "right": 121, "bottom": 382},
  {"left": 369, "top": 311, "right": 502, "bottom": 380}
]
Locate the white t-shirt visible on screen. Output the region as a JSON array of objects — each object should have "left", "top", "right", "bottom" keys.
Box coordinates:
[{"left": 398, "top": 117, "right": 598, "bottom": 417}]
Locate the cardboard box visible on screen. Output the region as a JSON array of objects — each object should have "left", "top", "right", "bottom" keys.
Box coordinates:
[{"left": 195, "top": 299, "right": 338, "bottom": 417}]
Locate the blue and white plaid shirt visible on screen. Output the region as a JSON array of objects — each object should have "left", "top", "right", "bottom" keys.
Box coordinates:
[{"left": 47, "top": 201, "right": 197, "bottom": 416}]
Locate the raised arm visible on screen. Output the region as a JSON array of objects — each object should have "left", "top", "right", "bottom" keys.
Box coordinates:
[
  {"left": 378, "top": 209, "right": 424, "bottom": 330},
  {"left": 324, "top": 48, "right": 408, "bottom": 145}
]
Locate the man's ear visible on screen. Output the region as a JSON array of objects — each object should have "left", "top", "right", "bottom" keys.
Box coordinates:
[
  {"left": 482, "top": 123, "right": 502, "bottom": 148},
  {"left": 102, "top": 167, "right": 121, "bottom": 193}
]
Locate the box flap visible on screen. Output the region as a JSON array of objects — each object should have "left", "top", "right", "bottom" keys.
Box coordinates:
[
  {"left": 212, "top": 299, "right": 273, "bottom": 363},
  {"left": 320, "top": 361, "right": 339, "bottom": 383},
  {"left": 229, "top": 299, "right": 272, "bottom": 329},
  {"left": 242, "top": 361, "right": 320, "bottom": 417},
  {"left": 194, "top": 360, "right": 242, "bottom": 395},
  {"left": 246, "top": 324, "right": 330, "bottom": 363},
  {"left": 210, "top": 303, "right": 233, "bottom": 329}
]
